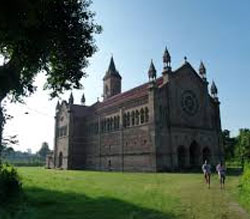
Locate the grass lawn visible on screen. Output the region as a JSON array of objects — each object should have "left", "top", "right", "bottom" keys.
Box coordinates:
[{"left": 2, "top": 167, "right": 249, "bottom": 219}]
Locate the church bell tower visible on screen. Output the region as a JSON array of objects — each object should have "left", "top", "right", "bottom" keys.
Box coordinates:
[{"left": 103, "top": 56, "right": 122, "bottom": 100}]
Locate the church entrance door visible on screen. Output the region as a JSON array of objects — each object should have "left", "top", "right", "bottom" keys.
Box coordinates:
[
  {"left": 189, "top": 141, "right": 200, "bottom": 167},
  {"left": 202, "top": 147, "right": 211, "bottom": 162}
]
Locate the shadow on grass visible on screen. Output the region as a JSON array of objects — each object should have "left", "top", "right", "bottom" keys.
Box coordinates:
[{"left": 13, "top": 187, "right": 178, "bottom": 219}]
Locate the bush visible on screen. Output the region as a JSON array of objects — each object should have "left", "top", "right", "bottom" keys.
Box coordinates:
[
  {"left": 0, "top": 160, "right": 22, "bottom": 203},
  {"left": 239, "top": 162, "right": 250, "bottom": 211}
]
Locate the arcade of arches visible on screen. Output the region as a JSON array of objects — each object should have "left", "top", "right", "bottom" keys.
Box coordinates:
[{"left": 177, "top": 141, "right": 212, "bottom": 169}]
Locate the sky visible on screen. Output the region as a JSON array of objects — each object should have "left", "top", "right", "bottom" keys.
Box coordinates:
[{"left": 4, "top": 0, "right": 250, "bottom": 153}]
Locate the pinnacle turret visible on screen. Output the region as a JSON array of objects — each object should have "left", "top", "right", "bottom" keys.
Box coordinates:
[
  {"left": 81, "top": 92, "right": 86, "bottom": 105},
  {"left": 199, "top": 61, "right": 206, "bottom": 79},
  {"left": 69, "top": 92, "right": 74, "bottom": 105},
  {"left": 56, "top": 101, "right": 60, "bottom": 110},
  {"left": 211, "top": 81, "right": 218, "bottom": 98},
  {"left": 148, "top": 59, "right": 157, "bottom": 81},
  {"left": 163, "top": 46, "right": 171, "bottom": 67}
]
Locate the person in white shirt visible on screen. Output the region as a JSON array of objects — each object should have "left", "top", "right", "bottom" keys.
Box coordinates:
[
  {"left": 216, "top": 161, "right": 226, "bottom": 189},
  {"left": 202, "top": 160, "right": 211, "bottom": 188}
]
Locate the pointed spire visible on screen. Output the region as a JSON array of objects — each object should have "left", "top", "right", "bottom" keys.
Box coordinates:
[
  {"left": 163, "top": 46, "right": 171, "bottom": 67},
  {"left": 199, "top": 61, "right": 206, "bottom": 79},
  {"left": 69, "top": 92, "right": 74, "bottom": 105},
  {"left": 56, "top": 100, "right": 60, "bottom": 110},
  {"left": 148, "top": 59, "right": 157, "bottom": 80},
  {"left": 103, "top": 56, "right": 122, "bottom": 80},
  {"left": 211, "top": 80, "right": 218, "bottom": 98},
  {"left": 81, "top": 92, "right": 86, "bottom": 105},
  {"left": 108, "top": 56, "right": 116, "bottom": 72}
]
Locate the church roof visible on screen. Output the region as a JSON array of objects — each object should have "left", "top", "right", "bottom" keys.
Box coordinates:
[
  {"left": 74, "top": 61, "right": 210, "bottom": 112},
  {"left": 92, "top": 77, "right": 163, "bottom": 111}
]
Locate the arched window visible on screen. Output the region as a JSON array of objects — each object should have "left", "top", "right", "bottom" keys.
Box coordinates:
[
  {"left": 123, "top": 113, "right": 127, "bottom": 128},
  {"left": 108, "top": 160, "right": 112, "bottom": 171},
  {"left": 105, "top": 85, "right": 109, "bottom": 95},
  {"left": 132, "top": 111, "right": 135, "bottom": 126},
  {"left": 127, "top": 112, "right": 130, "bottom": 127},
  {"left": 110, "top": 117, "right": 114, "bottom": 131},
  {"left": 104, "top": 119, "right": 107, "bottom": 132},
  {"left": 140, "top": 108, "right": 145, "bottom": 124},
  {"left": 145, "top": 107, "right": 149, "bottom": 122},
  {"left": 58, "top": 152, "right": 63, "bottom": 168},
  {"left": 113, "top": 116, "right": 117, "bottom": 130},
  {"left": 117, "top": 115, "right": 120, "bottom": 129},
  {"left": 107, "top": 118, "right": 110, "bottom": 131},
  {"left": 136, "top": 110, "right": 140, "bottom": 125}
]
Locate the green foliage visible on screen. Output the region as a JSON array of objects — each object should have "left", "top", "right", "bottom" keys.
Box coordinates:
[
  {"left": 0, "top": 162, "right": 22, "bottom": 203},
  {"left": 235, "top": 129, "right": 250, "bottom": 164},
  {"left": 0, "top": 0, "right": 102, "bottom": 99},
  {"left": 222, "top": 129, "right": 237, "bottom": 160},
  {"left": 239, "top": 162, "right": 250, "bottom": 211},
  {"left": 37, "top": 142, "right": 50, "bottom": 159}
]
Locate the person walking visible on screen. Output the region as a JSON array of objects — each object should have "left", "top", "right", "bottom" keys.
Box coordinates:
[
  {"left": 216, "top": 161, "right": 226, "bottom": 189},
  {"left": 202, "top": 160, "right": 211, "bottom": 188}
]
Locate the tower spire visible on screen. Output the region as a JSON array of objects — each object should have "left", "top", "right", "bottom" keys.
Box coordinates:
[
  {"left": 103, "top": 56, "right": 122, "bottom": 100},
  {"left": 103, "top": 56, "right": 121, "bottom": 80},
  {"left": 148, "top": 59, "right": 157, "bottom": 81}
]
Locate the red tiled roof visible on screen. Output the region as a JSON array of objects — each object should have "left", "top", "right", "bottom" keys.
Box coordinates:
[{"left": 91, "top": 77, "right": 163, "bottom": 110}]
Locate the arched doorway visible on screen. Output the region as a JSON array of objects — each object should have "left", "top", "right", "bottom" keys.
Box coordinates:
[
  {"left": 177, "top": 146, "right": 186, "bottom": 169},
  {"left": 189, "top": 141, "right": 200, "bottom": 167},
  {"left": 58, "top": 152, "right": 63, "bottom": 168},
  {"left": 108, "top": 160, "right": 112, "bottom": 171},
  {"left": 202, "top": 147, "right": 211, "bottom": 162}
]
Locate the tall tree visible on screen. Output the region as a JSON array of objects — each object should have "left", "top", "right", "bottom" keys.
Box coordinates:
[
  {"left": 0, "top": 0, "right": 101, "bottom": 154},
  {"left": 37, "top": 142, "right": 50, "bottom": 159},
  {"left": 235, "top": 129, "right": 250, "bottom": 165}
]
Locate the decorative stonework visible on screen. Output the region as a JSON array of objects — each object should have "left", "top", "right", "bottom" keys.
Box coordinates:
[{"left": 181, "top": 90, "right": 199, "bottom": 116}]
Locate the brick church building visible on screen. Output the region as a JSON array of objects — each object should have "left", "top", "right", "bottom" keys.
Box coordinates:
[{"left": 48, "top": 47, "right": 223, "bottom": 171}]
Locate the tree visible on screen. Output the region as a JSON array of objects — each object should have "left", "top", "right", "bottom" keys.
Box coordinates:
[
  {"left": 235, "top": 129, "right": 250, "bottom": 165},
  {"left": 37, "top": 142, "right": 50, "bottom": 159},
  {"left": 222, "top": 129, "right": 236, "bottom": 160},
  {"left": 0, "top": 0, "right": 101, "bottom": 154}
]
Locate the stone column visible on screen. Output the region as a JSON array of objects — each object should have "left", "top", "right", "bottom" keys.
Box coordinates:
[
  {"left": 119, "top": 107, "right": 124, "bottom": 171},
  {"left": 148, "top": 81, "right": 157, "bottom": 171},
  {"left": 98, "top": 115, "right": 102, "bottom": 170},
  {"left": 53, "top": 114, "right": 58, "bottom": 168}
]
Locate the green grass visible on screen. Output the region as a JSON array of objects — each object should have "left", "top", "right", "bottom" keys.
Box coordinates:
[
  {"left": 239, "top": 164, "right": 250, "bottom": 212},
  {"left": 1, "top": 167, "right": 249, "bottom": 219}
]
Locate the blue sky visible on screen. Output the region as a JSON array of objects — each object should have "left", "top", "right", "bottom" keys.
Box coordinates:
[{"left": 4, "top": 0, "right": 250, "bottom": 152}]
